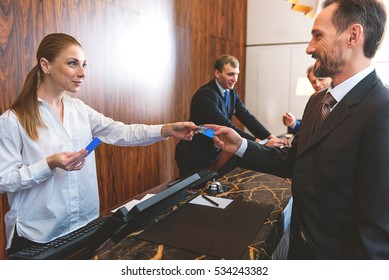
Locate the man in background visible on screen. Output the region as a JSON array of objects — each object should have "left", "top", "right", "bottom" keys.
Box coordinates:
[{"left": 175, "top": 54, "right": 288, "bottom": 176}]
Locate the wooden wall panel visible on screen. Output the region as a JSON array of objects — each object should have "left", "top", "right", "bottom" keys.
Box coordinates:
[
  {"left": 0, "top": 0, "right": 43, "bottom": 260},
  {"left": 0, "top": 0, "right": 247, "bottom": 259}
]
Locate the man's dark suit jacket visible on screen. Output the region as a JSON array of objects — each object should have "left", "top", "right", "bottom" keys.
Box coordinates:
[
  {"left": 175, "top": 79, "right": 270, "bottom": 175},
  {"left": 238, "top": 70, "right": 389, "bottom": 259}
]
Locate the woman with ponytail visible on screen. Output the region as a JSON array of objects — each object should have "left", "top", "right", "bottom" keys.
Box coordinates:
[{"left": 0, "top": 33, "right": 197, "bottom": 255}]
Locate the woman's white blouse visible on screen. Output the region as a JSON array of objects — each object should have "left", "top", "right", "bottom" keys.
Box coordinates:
[{"left": 0, "top": 95, "right": 164, "bottom": 248}]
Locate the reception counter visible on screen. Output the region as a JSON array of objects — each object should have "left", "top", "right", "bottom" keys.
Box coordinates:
[{"left": 94, "top": 167, "right": 292, "bottom": 260}]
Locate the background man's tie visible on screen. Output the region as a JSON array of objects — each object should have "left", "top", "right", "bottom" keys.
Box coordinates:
[{"left": 224, "top": 90, "right": 229, "bottom": 112}]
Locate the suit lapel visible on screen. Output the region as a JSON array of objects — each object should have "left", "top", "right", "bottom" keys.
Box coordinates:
[
  {"left": 210, "top": 79, "right": 236, "bottom": 118},
  {"left": 298, "top": 101, "right": 349, "bottom": 156},
  {"left": 297, "top": 70, "right": 380, "bottom": 157},
  {"left": 210, "top": 80, "right": 229, "bottom": 115}
]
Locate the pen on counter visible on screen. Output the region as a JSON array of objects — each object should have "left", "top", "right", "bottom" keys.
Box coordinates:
[{"left": 201, "top": 194, "right": 219, "bottom": 207}]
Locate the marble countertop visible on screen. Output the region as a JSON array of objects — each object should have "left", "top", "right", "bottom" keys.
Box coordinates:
[{"left": 95, "top": 168, "right": 292, "bottom": 260}]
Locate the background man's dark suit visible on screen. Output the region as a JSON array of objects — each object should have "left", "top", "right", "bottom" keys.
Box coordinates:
[
  {"left": 237, "top": 71, "right": 389, "bottom": 259},
  {"left": 175, "top": 79, "right": 271, "bottom": 175}
]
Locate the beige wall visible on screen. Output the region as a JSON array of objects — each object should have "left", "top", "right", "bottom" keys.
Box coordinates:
[{"left": 245, "top": 0, "right": 389, "bottom": 135}]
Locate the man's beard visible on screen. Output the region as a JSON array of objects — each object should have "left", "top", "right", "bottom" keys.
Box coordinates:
[{"left": 313, "top": 43, "right": 345, "bottom": 78}]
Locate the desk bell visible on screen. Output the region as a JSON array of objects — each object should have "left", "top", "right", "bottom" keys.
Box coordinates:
[{"left": 206, "top": 179, "right": 224, "bottom": 195}]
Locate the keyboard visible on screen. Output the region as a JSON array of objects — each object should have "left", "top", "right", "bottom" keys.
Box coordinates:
[
  {"left": 9, "top": 170, "right": 219, "bottom": 260},
  {"left": 9, "top": 216, "right": 109, "bottom": 260}
]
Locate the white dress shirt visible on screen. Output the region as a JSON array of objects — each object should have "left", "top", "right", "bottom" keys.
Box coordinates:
[
  {"left": 215, "top": 79, "right": 229, "bottom": 99},
  {"left": 0, "top": 95, "right": 165, "bottom": 248}
]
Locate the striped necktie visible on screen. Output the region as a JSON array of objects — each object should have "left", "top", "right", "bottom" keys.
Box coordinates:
[{"left": 315, "top": 92, "right": 337, "bottom": 129}]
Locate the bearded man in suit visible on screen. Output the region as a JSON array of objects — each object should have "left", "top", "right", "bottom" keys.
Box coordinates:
[{"left": 210, "top": 0, "right": 389, "bottom": 259}]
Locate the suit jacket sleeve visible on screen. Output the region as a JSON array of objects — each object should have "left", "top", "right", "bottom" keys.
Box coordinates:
[
  {"left": 233, "top": 93, "right": 272, "bottom": 140},
  {"left": 237, "top": 139, "right": 296, "bottom": 178},
  {"left": 290, "top": 120, "right": 301, "bottom": 134},
  {"left": 190, "top": 86, "right": 261, "bottom": 141}
]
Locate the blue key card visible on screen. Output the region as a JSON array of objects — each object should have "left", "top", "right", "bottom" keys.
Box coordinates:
[
  {"left": 196, "top": 126, "right": 215, "bottom": 139},
  {"left": 85, "top": 137, "right": 102, "bottom": 156}
]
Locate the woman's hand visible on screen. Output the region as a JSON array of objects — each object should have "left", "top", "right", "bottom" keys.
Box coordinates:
[
  {"left": 161, "top": 122, "right": 198, "bottom": 141},
  {"left": 46, "top": 149, "right": 88, "bottom": 171}
]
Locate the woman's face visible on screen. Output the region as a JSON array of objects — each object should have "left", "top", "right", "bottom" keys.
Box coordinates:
[{"left": 45, "top": 45, "right": 87, "bottom": 93}]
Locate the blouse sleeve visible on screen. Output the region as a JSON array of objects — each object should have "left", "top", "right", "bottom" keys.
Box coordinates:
[
  {"left": 80, "top": 102, "right": 165, "bottom": 146},
  {"left": 0, "top": 112, "right": 54, "bottom": 193}
]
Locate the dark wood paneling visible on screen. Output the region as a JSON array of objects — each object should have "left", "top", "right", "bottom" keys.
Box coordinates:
[
  {"left": 0, "top": 0, "right": 247, "bottom": 259},
  {"left": 0, "top": 0, "right": 43, "bottom": 260}
]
